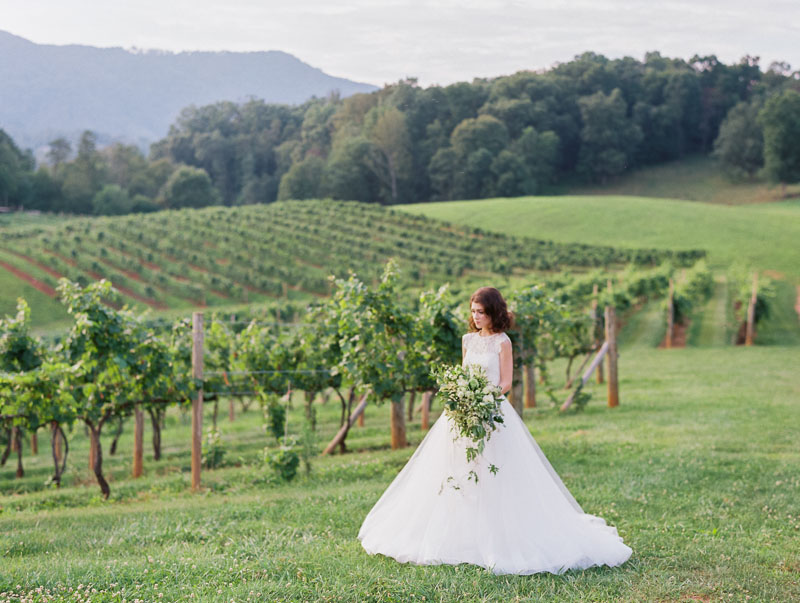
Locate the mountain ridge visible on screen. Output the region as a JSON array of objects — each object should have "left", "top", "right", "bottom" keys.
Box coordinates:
[{"left": 0, "top": 30, "right": 378, "bottom": 150}]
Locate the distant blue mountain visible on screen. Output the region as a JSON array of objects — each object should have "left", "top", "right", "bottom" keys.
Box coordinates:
[{"left": 0, "top": 30, "right": 378, "bottom": 151}]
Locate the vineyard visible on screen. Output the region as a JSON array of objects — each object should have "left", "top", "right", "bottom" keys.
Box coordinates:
[
  {"left": 0, "top": 200, "right": 704, "bottom": 320},
  {"left": 1, "top": 197, "right": 798, "bottom": 600},
  {"left": 1, "top": 272, "right": 798, "bottom": 600},
  {"left": 2, "top": 252, "right": 763, "bottom": 499}
]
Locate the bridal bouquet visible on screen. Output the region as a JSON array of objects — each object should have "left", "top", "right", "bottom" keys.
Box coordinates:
[{"left": 432, "top": 363, "right": 505, "bottom": 479}]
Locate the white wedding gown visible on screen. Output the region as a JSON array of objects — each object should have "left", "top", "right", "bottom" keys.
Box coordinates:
[{"left": 358, "top": 331, "right": 632, "bottom": 575}]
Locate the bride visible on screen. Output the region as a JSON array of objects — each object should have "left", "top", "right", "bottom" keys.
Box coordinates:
[{"left": 358, "top": 286, "right": 632, "bottom": 575}]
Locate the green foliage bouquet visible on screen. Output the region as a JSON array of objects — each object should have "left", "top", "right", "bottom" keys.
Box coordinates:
[{"left": 433, "top": 363, "right": 505, "bottom": 477}]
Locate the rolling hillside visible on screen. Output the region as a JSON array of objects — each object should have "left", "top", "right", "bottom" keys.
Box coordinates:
[{"left": 399, "top": 196, "right": 800, "bottom": 282}]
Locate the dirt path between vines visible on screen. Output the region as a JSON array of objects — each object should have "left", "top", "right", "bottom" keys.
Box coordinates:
[
  {"left": 0, "top": 260, "right": 57, "bottom": 297},
  {"left": 7, "top": 251, "right": 65, "bottom": 281},
  {"left": 46, "top": 250, "right": 166, "bottom": 309},
  {"left": 658, "top": 319, "right": 689, "bottom": 348}
]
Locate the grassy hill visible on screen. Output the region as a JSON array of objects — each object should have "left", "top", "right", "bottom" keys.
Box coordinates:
[
  {"left": 2, "top": 345, "right": 798, "bottom": 601},
  {"left": 567, "top": 154, "right": 800, "bottom": 205},
  {"left": 399, "top": 195, "right": 800, "bottom": 282}
]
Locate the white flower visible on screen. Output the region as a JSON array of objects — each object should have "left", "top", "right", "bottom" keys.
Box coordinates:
[{"left": 483, "top": 394, "right": 494, "bottom": 403}]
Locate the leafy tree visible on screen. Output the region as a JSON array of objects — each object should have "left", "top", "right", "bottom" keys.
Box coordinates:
[
  {"left": 713, "top": 101, "right": 764, "bottom": 180},
  {"left": 130, "top": 194, "right": 161, "bottom": 213},
  {"left": 479, "top": 97, "right": 536, "bottom": 138},
  {"left": 0, "top": 129, "right": 34, "bottom": 207},
  {"left": 104, "top": 143, "right": 149, "bottom": 189},
  {"left": 577, "top": 88, "right": 643, "bottom": 183},
  {"left": 458, "top": 148, "right": 495, "bottom": 199},
  {"left": 427, "top": 147, "right": 458, "bottom": 201},
  {"left": 29, "top": 168, "right": 63, "bottom": 212},
  {"left": 61, "top": 131, "right": 106, "bottom": 214},
  {"left": 130, "top": 158, "right": 175, "bottom": 198},
  {"left": 450, "top": 114, "right": 509, "bottom": 158},
  {"left": 364, "top": 106, "right": 412, "bottom": 203},
  {"left": 46, "top": 137, "right": 72, "bottom": 169},
  {"left": 92, "top": 184, "right": 133, "bottom": 215},
  {"left": 323, "top": 136, "right": 379, "bottom": 203},
  {"left": 513, "top": 126, "right": 559, "bottom": 192},
  {"left": 277, "top": 156, "right": 325, "bottom": 200},
  {"left": 162, "top": 165, "right": 221, "bottom": 208},
  {"left": 491, "top": 150, "right": 532, "bottom": 197},
  {"left": 758, "top": 89, "right": 800, "bottom": 186}
]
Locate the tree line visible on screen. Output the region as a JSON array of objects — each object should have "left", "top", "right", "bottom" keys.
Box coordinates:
[{"left": 2, "top": 52, "right": 799, "bottom": 214}]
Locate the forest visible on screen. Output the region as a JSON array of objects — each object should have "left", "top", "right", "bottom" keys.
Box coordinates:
[{"left": 2, "top": 51, "right": 799, "bottom": 214}]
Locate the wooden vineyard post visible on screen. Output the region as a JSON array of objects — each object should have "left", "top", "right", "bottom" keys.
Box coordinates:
[
  {"left": 666, "top": 277, "right": 674, "bottom": 348},
  {"left": 14, "top": 428, "right": 23, "bottom": 478},
  {"left": 406, "top": 390, "right": 416, "bottom": 422},
  {"left": 605, "top": 286, "right": 620, "bottom": 408},
  {"left": 191, "top": 312, "right": 204, "bottom": 491},
  {"left": 322, "top": 392, "right": 369, "bottom": 455},
  {"left": 390, "top": 399, "right": 407, "bottom": 449},
  {"left": 592, "top": 284, "right": 604, "bottom": 384},
  {"left": 524, "top": 362, "right": 536, "bottom": 408},
  {"left": 52, "top": 421, "right": 63, "bottom": 467},
  {"left": 358, "top": 409, "right": 365, "bottom": 427},
  {"left": 745, "top": 272, "right": 758, "bottom": 346},
  {"left": 132, "top": 404, "right": 144, "bottom": 478},
  {"left": 421, "top": 391, "right": 433, "bottom": 430}
]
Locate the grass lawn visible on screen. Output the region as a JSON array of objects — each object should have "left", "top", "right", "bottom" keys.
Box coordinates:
[{"left": 2, "top": 345, "right": 798, "bottom": 601}]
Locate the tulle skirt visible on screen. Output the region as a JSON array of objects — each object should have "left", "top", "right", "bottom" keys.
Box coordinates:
[{"left": 358, "top": 399, "right": 632, "bottom": 575}]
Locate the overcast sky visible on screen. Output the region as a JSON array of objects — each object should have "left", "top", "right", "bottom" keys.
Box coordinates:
[{"left": 2, "top": 0, "right": 798, "bottom": 87}]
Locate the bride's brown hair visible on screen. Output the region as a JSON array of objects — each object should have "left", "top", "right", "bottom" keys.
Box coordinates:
[{"left": 468, "top": 287, "right": 514, "bottom": 333}]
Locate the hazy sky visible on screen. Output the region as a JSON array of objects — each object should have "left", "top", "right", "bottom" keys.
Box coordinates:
[{"left": 2, "top": 0, "right": 798, "bottom": 87}]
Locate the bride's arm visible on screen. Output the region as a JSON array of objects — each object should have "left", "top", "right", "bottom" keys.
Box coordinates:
[{"left": 498, "top": 339, "right": 513, "bottom": 395}]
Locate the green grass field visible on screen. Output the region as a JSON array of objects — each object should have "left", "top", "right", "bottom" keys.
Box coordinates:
[
  {"left": 567, "top": 155, "right": 800, "bottom": 205},
  {"left": 399, "top": 195, "right": 800, "bottom": 283},
  {"left": 2, "top": 345, "right": 798, "bottom": 602}
]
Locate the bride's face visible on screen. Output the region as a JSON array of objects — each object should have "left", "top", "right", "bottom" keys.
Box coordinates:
[{"left": 471, "top": 302, "right": 492, "bottom": 331}]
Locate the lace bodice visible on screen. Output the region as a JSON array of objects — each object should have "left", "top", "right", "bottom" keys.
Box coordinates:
[{"left": 462, "top": 331, "right": 510, "bottom": 387}]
